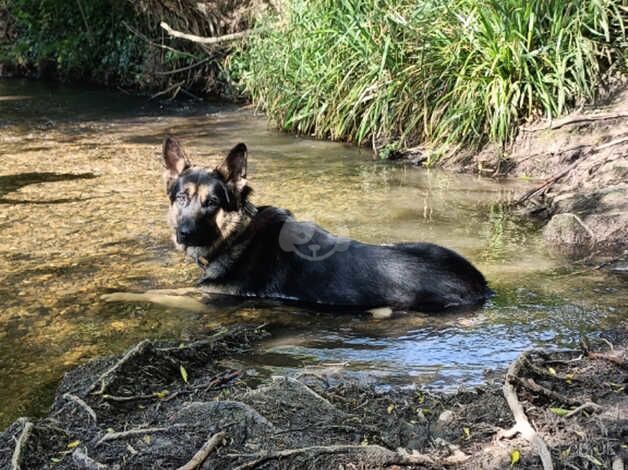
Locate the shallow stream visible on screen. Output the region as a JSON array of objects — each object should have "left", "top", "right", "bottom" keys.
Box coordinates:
[{"left": 0, "top": 79, "right": 625, "bottom": 428}]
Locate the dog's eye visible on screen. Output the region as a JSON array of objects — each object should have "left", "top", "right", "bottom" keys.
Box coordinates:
[
  {"left": 204, "top": 196, "right": 220, "bottom": 208},
  {"left": 175, "top": 192, "right": 188, "bottom": 205}
]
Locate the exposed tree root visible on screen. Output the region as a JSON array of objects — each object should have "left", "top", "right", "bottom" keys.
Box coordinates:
[
  {"left": 230, "top": 444, "right": 436, "bottom": 470},
  {"left": 521, "top": 112, "right": 628, "bottom": 132},
  {"left": 498, "top": 350, "right": 554, "bottom": 470},
  {"left": 580, "top": 337, "right": 626, "bottom": 369},
  {"left": 87, "top": 339, "right": 152, "bottom": 395},
  {"left": 96, "top": 425, "right": 187, "bottom": 446},
  {"left": 515, "top": 377, "right": 582, "bottom": 407},
  {"left": 62, "top": 393, "right": 97, "bottom": 423},
  {"left": 10, "top": 419, "right": 32, "bottom": 470},
  {"left": 176, "top": 431, "right": 226, "bottom": 470}
]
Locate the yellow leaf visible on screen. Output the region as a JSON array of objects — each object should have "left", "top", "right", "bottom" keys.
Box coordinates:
[
  {"left": 548, "top": 367, "right": 557, "bottom": 376},
  {"left": 510, "top": 449, "right": 521, "bottom": 466},
  {"left": 565, "top": 374, "right": 573, "bottom": 384},
  {"left": 463, "top": 427, "right": 471, "bottom": 439},
  {"left": 143, "top": 435, "right": 152, "bottom": 444},
  {"left": 387, "top": 404, "right": 395, "bottom": 414},
  {"left": 67, "top": 440, "right": 81, "bottom": 449},
  {"left": 550, "top": 407, "right": 570, "bottom": 417},
  {"left": 153, "top": 390, "right": 169, "bottom": 399},
  {"left": 180, "top": 365, "right": 188, "bottom": 384}
]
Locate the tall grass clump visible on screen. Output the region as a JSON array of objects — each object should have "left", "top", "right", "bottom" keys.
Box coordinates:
[{"left": 230, "top": 0, "right": 626, "bottom": 153}]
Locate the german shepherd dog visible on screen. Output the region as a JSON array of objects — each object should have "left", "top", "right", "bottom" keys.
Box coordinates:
[{"left": 163, "top": 137, "right": 492, "bottom": 312}]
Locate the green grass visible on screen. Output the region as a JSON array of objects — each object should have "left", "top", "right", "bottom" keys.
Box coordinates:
[{"left": 229, "top": 0, "right": 626, "bottom": 155}]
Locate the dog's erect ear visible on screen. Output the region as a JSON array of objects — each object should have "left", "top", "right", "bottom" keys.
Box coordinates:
[
  {"left": 216, "top": 143, "right": 247, "bottom": 190},
  {"left": 163, "top": 136, "right": 191, "bottom": 178}
]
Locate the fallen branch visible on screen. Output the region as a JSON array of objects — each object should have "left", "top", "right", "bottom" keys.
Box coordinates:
[
  {"left": 160, "top": 22, "right": 252, "bottom": 45},
  {"left": 87, "top": 339, "right": 152, "bottom": 395},
  {"left": 498, "top": 351, "right": 554, "bottom": 470},
  {"left": 176, "top": 431, "right": 226, "bottom": 470},
  {"left": 10, "top": 419, "right": 33, "bottom": 470},
  {"left": 63, "top": 393, "right": 97, "bottom": 423},
  {"left": 96, "top": 425, "right": 187, "bottom": 446},
  {"left": 155, "top": 57, "right": 212, "bottom": 76}
]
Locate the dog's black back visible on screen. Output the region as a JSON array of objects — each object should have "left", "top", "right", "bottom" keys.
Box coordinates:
[{"left": 209, "top": 206, "right": 491, "bottom": 312}]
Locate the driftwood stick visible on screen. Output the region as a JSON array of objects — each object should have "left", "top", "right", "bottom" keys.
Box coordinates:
[
  {"left": 160, "top": 22, "right": 252, "bottom": 45},
  {"left": 10, "top": 419, "right": 33, "bottom": 470},
  {"left": 499, "top": 351, "right": 554, "bottom": 470},
  {"left": 87, "top": 339, "right": 152, "bottom": 395},
  {"left": 176, "top": 431, "right": 227, "bottom": 470},
  {"left": 514, "top": 160, "right": 580, "bottom": 205},
  {"left": 63, "top": 393, "right": 97, "bottom": 423}
]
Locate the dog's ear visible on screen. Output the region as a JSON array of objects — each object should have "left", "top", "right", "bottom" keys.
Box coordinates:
[
  {"left": 216, "top": 143, "right": 248, "bottom": 191},
  {"left": 163, "top": 136, "right": 190, "bottom": 190}
]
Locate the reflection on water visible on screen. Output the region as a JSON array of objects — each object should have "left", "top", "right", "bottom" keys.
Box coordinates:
[{"left": 0, "top": 79, "right": 626, "bottom": 428}]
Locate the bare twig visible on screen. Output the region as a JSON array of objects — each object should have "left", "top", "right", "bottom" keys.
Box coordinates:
[
  {"left": 498, "top": 351, "right": 554, "bottom": 470},
  {"left": 10, "top": 419, "right": 33, "bottom": 470},
  {"left": 160, "top": 22, "right": 252, "bottom": 45},
  {"left": 176, "top": 431, "right": 226, "bottom": 470},
  {"left": 514, "top": 160, "right": 581, "bottom": 205},
  {"left": 563, "top": 402, "right": 603, "bottom": 418},
  {"left": 63, "top": 393, "right": 97, "bottom": 423},
  {"left": 87, "top": 339, "right": 152, "bottom": 395},
  {"left": 155, "top": 57, "right": 212, "bottom": 76}
]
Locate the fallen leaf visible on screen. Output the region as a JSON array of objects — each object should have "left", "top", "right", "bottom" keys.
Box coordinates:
[
  {"left": 463, "top": 427, "right": 471, "bottom": 439},
  {"left": 387, "top": 404, "right": 395, "bottom": 414},
  {"left": 180, "top": 365, "right": 188, "bottom": 384},
  {"left": 67, "top": 440, "right": 81, "bottom": 449},
  {"left": 549, "top": 407, "right": 570, "bottom": 417},
  {"left": 510, "top": 449, "right": 521, "bottom": 466},
  {"left": 548, "top": 367, "right": 557, "bottom": 376},
  {"left": 153, "top": 390, "right": 169, "bottom": 399}
]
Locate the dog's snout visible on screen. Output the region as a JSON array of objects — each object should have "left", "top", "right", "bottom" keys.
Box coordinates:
[{"left": 177, "top": 221, "right": 194, "bottom": 243}]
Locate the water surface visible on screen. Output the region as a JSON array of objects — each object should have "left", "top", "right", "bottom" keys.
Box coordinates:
[{"left": 0, "top": 79, "right": 625, "bottom": 428}]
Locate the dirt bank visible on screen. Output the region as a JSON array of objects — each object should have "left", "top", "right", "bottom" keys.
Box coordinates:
[
  {"left": 443, "top": 86, "right": 628, "bottom": 263},
  {"left": 1, "top": 325, "right": 625, "bottom": 469}
]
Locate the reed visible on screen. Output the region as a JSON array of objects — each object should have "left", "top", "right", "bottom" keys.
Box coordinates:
[{"left": 230, "top": 0, "right": 626, "bottom": 154}]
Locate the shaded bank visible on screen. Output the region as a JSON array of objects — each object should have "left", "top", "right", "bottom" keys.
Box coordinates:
[
  {"left": 1, "top": 325, "right": 626, "bottom": 469},
  {"left": 0, "top": 0, "right": 272, "bottom": 96}
]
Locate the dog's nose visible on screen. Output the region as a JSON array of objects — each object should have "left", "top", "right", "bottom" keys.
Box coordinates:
[{"left": 177, "top": 223, "right": 193, "bottom": 243}]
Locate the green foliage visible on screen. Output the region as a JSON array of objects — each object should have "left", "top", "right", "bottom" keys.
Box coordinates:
[
  {"left": 230, "top": 0, "right": 627, "bottom": 152},
  {"left": 2, "top": 0, "right": 147, "bottom": 86}
]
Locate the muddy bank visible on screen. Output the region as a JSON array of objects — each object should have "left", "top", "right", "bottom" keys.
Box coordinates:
[
  {"left": 442, "top": 86, "right": 628, "bottom": 263},
  {"left": 1, "top": 325, "right": 625, "bottom": 469}
]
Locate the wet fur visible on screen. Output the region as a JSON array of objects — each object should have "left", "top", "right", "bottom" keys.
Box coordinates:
[{"left": 163, "top": 138, "right": 492, "bottom": 312}]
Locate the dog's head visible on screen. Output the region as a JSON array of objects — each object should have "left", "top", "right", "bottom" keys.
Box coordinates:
[{"left": 162, "top": 136, "right": 252, "bottom": 249}]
